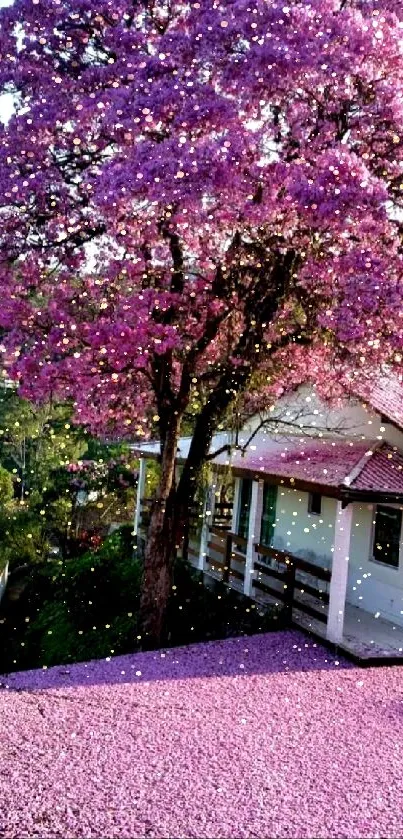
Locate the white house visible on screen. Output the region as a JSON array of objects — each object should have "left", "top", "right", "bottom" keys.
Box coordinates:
[{"left": 132, "top": 373, "right": 403, "bottom": 660}]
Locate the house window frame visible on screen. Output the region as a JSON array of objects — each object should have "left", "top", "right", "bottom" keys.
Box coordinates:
[
  {"left": 236, "top": 477, "right": 252, "bottom": 546},
  {"left": 369, "top": 503, "right": 403, "bottom": 571},
  {"left": 308, "top": 492, "right": 322, "bottom": 516},
  {"left": 260, "top": 483, "right": 278, "bottom": 548}
]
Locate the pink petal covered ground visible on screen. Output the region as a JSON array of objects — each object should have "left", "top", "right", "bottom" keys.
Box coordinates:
[{"left": 1, "top": 630, "right": 403, "bottom": 838}]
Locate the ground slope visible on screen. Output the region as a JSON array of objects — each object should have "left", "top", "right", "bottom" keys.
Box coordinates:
[{"left": 0, "top": 630, "right": 402, "bottom": 838}]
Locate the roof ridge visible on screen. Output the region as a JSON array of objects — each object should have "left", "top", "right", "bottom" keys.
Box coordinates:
[{"left": 342, "top": 441, "right": 383, "bottom": 487}]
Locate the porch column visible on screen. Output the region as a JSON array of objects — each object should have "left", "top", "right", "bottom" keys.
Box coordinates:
[
  {"left": 326, "top": 501, "right": 353, "bottom": 644},
  {"left": 198, "top": 477, "right": 217, "bottom": 572},
  {"left": 231, "top": 478, "right": 241, "bottom": 533},
  {"left": 244, "top": 480, "right": 264, "bottom": 598},
  {"left": 133, "top": 457, "right": 147, "bottom": 539}
]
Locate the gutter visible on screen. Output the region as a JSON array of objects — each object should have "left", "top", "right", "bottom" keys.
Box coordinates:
[{"left": 339, "top": 487, "right": 403, "bottom": 507}]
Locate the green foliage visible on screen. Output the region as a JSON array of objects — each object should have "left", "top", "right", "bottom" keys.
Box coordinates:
[
  {"left": 0, "top": 529, "right": 283, "bottom": 674},
  {"left": 0, "top": 389, "right": 88, "bottom": 562},
  {"left": 84, "top": 438, "right": 132, "bottom": 462},
  {"left": 0, "top": 389, "right": 88, "bottom": 496},
  {"left": 0, "top": 527, "right": 141, "bottom": 672},
  {"left": 0, "top": 390, "right": 137, "bottom": 570},
  {"left": 0, "top": 507, "right": 50, "bottom": 570},
  {"left": 0, "top": 466, "right": 13, "bottom": 505},
  {"left": 144, "top": 459, "right": 161, "bottom": 499}
]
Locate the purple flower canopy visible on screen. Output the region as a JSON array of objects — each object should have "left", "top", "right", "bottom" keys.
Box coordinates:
[
  {"left": 0, "top": 0, "right": 403, "bottom": 438},
  {"left": 1, "top": 630, "right": 402, "bottom": 838}
]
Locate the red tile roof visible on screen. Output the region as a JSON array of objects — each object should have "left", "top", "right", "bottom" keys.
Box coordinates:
[
  {"left": 217, "top": 437, "right": 403, "bottom": 497},
  {"left": 350, "top": 444, "right": 403, "bottom": 495},
  {"left": 350, "top": 372, "right": 403, "bottom": 430},
  {"left": 223, "top": 438, "right": 370, "bottom": 488},
  {"left": 133, "top": 368, "right": 403, "bottom": 498}
]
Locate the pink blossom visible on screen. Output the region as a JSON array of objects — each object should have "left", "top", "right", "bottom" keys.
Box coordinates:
[
  {"left": 0, "top": 0, "right": 401, "bottom": 437},
  {"left": 1, "top": 631, "right": 403, "bottom": 837}
]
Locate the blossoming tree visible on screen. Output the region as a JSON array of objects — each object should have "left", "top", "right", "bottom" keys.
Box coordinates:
[{"left": 0, "top": 0, "right": 402, "bottom": 644}]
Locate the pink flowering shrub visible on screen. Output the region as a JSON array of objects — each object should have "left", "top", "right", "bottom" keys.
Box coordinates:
[{"left": 66, "top": 456, "right": 137, "bottom": 495}]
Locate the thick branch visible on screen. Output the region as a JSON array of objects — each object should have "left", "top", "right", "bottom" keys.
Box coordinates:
[{"left": 157, "top": 222, "right": 184, "bottom": 294}]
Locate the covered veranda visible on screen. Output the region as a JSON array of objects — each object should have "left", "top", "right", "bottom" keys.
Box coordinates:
[
  {"left": 296, "top": 601, "right": 403, "bottom": 660},
  {"left": 132, "top": 432, "right": 403, "bottom": 663}
]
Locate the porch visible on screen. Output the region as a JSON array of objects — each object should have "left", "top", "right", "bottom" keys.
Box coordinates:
[
  {"left": 133, "top": 450, "right": 403, "bottom": 664},
  {"left": 297, "top": 601, "right": 403, "bottom": 660},
  {"left": 195, "top": 525, "right": 403, "bottom": 662}
]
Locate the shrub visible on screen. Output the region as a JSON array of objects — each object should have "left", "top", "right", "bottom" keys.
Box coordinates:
[
  {"left": 0, "top": 534, "right": 284, "bottom": 673},
  {"left": 0, "top": 508, "right": 50, "bottom": 572},
  {"left": 0, "top": 466, "right": 13, "bottom": 505},
  {"left": 0, "top": 527, "right": 141, "bottom": 671}
]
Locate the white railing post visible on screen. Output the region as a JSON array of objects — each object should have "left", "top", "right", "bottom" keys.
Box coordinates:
[
  {"left": 326, "top": 501, "right": 353, "bottom": 643},
  {"left": 198, "top": 480, "right": 217, "bottom": 572},
  {"left": 244, "top": 480, "right": 264, "bottom": 598},
  {"left": 231, "top": 478, "right": 241, "bottom": 534},
  {"left": 133, "top": 457, "right": 147, "bottom": 539}
]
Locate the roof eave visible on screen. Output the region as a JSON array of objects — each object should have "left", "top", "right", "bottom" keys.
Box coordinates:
[
  {"left": 355, "top": 396, "right": 403, "bottom": 434},
  {"left": 339, "top": 487, "right": 403, "bottom": 505},
  {"left": 130, "top": 445, "right": 160, "bottom": 460},
  {"left": 131, "top": 445, "right": 403, "bottom": 503}
]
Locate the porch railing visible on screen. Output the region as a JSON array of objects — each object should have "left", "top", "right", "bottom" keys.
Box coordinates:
[
  {"left": 253, "top": 543, "right": 331, "bottom": 624},
  {"left": 139, "top": 498, "right": 202, "bottom": 531},
  {"left": 206, "top": 526, "right": 247, "bottom": 585},
  {"left": 212, "top": 502, "right": 233, "bottom": 530}
]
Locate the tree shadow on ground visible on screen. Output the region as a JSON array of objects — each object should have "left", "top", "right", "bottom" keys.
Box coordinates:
[{"left": 0, "top": 628, "right": 354, "bottom": 694}]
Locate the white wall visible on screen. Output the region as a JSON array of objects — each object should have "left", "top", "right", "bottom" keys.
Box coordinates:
[
  {"left": 243, "top": 385, "right": 403, "bottom": 449},
  {"left": 271, "top": 487, "right": 337, "bottom": 570},
  {"left": 213, "top": 380, "right": 403, "bottom": 624},
  {"left": 348, "top": 503, "right": 403, "bottom": 626},
  {"left": 270, "top": 488, "right": 403, "bottom": 627}
]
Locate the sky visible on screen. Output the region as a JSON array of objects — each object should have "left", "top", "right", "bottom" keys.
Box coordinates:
[
  {"left": 0, "top": 94, "right": 14, "bottom": 124},
  {"left": 0, "top": 0, "right": 15, "bottom": 122}
]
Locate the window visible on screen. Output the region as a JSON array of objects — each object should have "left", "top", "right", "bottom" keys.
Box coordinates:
[
  {"left": 237, "top": 478, "right": 252, "bottom": 541},
  {"left": 260, "top": 484, "right": 277, "bottom": 547},
  {"left": 308, "top": 492, "right": 322, "bottom": 516},
  {"left": 372, "top": 506, "right": 402, "bottom": 568}
]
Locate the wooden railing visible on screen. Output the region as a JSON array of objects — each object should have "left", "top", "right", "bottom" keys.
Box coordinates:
[
  {"left": 139, "top": 498, "right": 233, "bottom": 545},
  {"left": 253, "top": 543, "right": 331, "bottom": 624},
  {"left": 206, "top": 526, "right": 247, "bottom": 584},
  {"left": 212, "top": 502, "right": 233, "bottom": 530},
  {"left": 138, "top": 501, "right": 330, "bottom": 624},
  {"left": 139, "top": 498, "right": 202, "bottom": 531}
]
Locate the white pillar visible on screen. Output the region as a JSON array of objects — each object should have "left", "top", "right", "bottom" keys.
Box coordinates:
[
  {"left": 244, "top": 480, "right": 264, "bottom": 598},
  {"left": 198, "top": 480, "right": 217, "bottom": 572},
  {"left": 326, "top": 501, "right": 353, "bottom": 643},
  {"left": 231, "top": 478, "right": 241, "bottom": 533},
  {"left": 133, "top": 457, "right": 147, "bottom": 538}
]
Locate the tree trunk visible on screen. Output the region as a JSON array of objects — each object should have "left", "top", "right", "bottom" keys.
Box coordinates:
[
  {"left": 139, "top": 345, "right": 259, "bottom": 647},
  {"left": 139, "top": 415, "right": 181, "bottom": 649},
  {"left": 139, "top": 501, "right": 177, "bottom": 648}
]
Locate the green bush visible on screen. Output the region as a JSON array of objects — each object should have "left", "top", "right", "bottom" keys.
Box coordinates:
[
  {"left": 0, "top": 527, "right": 141, "bottom": 671},
  {"left": 0, "top": 508, "right": 50, "bottom": 572},
  {"left": 0, "top": 531, "right": 284, "bottom": 674},
  {"left": 0, "top": 466, "right": 13, "bottom": 505}
]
